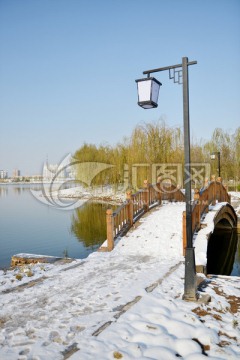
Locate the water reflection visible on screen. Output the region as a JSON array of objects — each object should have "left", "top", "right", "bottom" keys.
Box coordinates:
[
  {"left": 71, "top": 202, "right": 110, "bottom": 248},
  {"left": 0, "top": 186, "right": 8, "bottom": 197},
  {"left": 0, "top": 185, "right": 44, "bottom": 197},
  {"left": 13, "top": 187, "right": 22, "bottom": 195}
]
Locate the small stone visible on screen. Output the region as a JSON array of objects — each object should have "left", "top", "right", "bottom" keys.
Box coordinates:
[
  {"left": 19, "top": 349, "right": 30, "bottom": 355},
  {"left": 15, "top": 274, "right": 23, "bottom": 281},
  {"left": 113, "top": 351, "right": 123, "bottom": 359},
  {"left": 42, "top": 341, "right": 50, "bottom": 346},
  {"left": 49, "top": 331, "right": 60, "bottom": 341}
]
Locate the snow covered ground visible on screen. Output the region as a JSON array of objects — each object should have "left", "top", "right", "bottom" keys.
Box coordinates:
[
  {"left": 45, "top": 185, "right": 126, "bottom": 203},
  {"left": 31, "top": 185, "right": 125, "bottom": 210},
  {"left": 0, "top": 201, "right": 239, "bottom": 359}
]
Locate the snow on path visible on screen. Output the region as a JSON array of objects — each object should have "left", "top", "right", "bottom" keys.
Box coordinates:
[
  {"left": 71, "top": 266, "right": 240, "bottom": 360},
  {"left": 0, "top": 203, "right": 185, "bottom": 359}
]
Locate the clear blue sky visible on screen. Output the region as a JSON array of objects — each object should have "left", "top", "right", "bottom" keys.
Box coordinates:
[{"left": 0, "top": 0, "right": 239, "bottom": 176}]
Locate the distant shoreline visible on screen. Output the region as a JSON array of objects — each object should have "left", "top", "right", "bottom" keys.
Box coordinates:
[{"left": 0, "top": 181, "right": 66, "bottom": 185}]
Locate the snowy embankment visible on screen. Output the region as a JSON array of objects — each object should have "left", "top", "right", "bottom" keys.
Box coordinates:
[
  {"left": 230, "top": 191, "right": 240, "bottom": 217},
  {"left": 0, "top": 202, "right": 239, "bottom": 359},
  {"left": 51, "top": 185, "right": 126, "bottom": 204},
  {"left": 31, "top": 185, "right": 125, "bottom": 210}
]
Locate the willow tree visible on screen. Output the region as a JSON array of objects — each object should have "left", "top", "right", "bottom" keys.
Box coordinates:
[
  {"left": 233, "top": 128, "right": 240, "bottom": 178},
  {"left": 126, "top": 121, "right": 183, "bottom": 185},
  {"left": 74, "top": 143, "right": 120, "bottom": 186},
  {"left": 73, "top": 122, "right": 238, "bottom": 188}
]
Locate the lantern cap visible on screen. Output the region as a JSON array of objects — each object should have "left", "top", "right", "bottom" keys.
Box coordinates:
[{"left": 135, "top": 77, "right": 162, "bottom": 86}]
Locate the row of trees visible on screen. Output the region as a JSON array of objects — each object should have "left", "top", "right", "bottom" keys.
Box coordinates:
[{"left": 73, "top": 121, "right": 240, "bottom": 189}]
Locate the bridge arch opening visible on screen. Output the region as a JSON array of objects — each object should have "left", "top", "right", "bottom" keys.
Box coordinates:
[{"left": 207, "top": 219, "right": 238, "bottom": 275}]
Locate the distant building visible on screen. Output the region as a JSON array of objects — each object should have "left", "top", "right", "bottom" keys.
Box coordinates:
[
  {"left": 0, "top": 170, "right": 8, "bottom": 179},
  {"left": 43, "top": 163, "right": 66, "bottom": 181},
  {"left": 13, "top": 169, "right": 21, "bottom": 178}
]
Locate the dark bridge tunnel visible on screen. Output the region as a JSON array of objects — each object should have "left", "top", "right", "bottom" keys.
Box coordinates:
[{"left": 207, "top": 220, "right": 238, "bottom": 275}]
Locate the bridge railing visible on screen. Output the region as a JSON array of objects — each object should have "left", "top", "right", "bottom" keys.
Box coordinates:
[
  {"left": 182, "top": 176, "right": 231, "bottom": 255},
  {"left": 103, "top": 180, "right": 184, "bottom": 251},
  {"left": 104, "top": 175, "right": 231, "bottom": 253}
]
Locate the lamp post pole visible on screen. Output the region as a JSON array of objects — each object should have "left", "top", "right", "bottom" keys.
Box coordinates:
[
  {"left": 211, "top": 151, "right": 221, "bottom": 178},
  {"left": 182, "top": 57, "right": 197, "bottom": 301},
  {"left": 217, "top": 152, "right": 221, "bottom": 178},
  {"left": 136, "top": 57, "right": 198, "bottom": 301}
]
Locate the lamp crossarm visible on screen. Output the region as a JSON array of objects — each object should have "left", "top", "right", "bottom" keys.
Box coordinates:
[{"left": 143, "top": 60, "right": 197, "bottom": 76}]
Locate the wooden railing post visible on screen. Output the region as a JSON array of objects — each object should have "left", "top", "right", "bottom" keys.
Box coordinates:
[
  {"left": 217, "top": 177, "right": 222, "bottom": 201},
  {"left": 175, "top": 184, "right": 182, "bottom": 202},
  {"left": 106, "top": 208, "right": 114, "bottom": 251},
  {"left": 182, "top": 211, "right": 186, "bottom": 256},
  {"left": 156, "top": 177, "right": 162, "bottom": 204},
  {"left": 157, "top": 182, "right": 162, "bottom": 204},
  {"left": 228, "top": 193, "right": 231, "bottom": 205},
  {"left": 143, "top": 179, "right": 149, "bottom": 212},
  {"left": 223, "top": 184, "right": 228, "bottom": 202},
  {"left": 211, "top": 175, "right": 216, "bottom": 205},
  {"left": 168, "top": 180, "right": 173, "bottom": 202},
  {"left": 194, "top": 189, "right": 200, "bottom": 231},
  {"left": 126, "top": 190, "right": 133, "bottom": 226},
  {"left": 223, "top": 183, "right": 231, "bottom": 204},
  {"left": 204, "top": 177, "right": 209, "bottom": 189},
  {"left": 202, "top": 178, "right": 209, "bottom": 213}
]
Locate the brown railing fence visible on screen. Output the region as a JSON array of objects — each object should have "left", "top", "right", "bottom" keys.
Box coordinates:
[
  {"left": 103, "top": 176, "right": 231, "bottom": 253},
  {"left": 182, "top": 176, "right": 231, "bottom": 255},
  {"left": 103, "top": 180, "right": 184, "bottom": 251}
]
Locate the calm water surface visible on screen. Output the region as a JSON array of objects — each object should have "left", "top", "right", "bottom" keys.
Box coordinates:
[{"left": 0, "top": 185, "right": 108, "bottom": 269}]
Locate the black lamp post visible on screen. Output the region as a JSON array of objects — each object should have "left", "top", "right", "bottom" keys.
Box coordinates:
[
  {"left": 136, "top": 57, "right": 198, "bottom": 301},
  {"left": 210, "top": 152, "right": 221, "bottom": 178}
]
